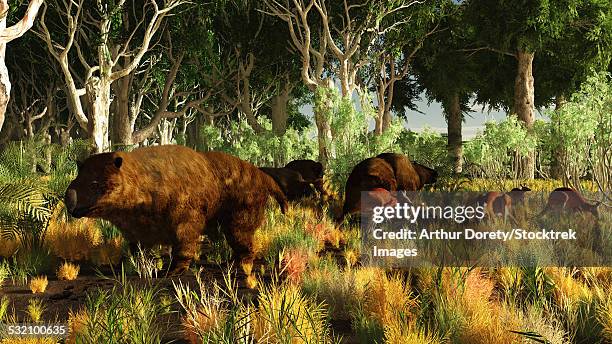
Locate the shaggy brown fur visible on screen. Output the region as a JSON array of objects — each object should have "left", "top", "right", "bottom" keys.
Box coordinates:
[
  {"left": 338, "top": 157, "right": 397, "bottom": 223},
  {"left": 376, "top": 153, "right": 438, "bottom": 190},
  {"left": 64, "top": 145, "right": 287, "bottom": 275},
  {"left": 259, "top": 167, "right": 316, "bottom": 201},
  {"left": 284, "top": 159, "right": 324, "bottom": 182},
  {"left": 338, "top": 153, "right": 437, "bottom": 223}
]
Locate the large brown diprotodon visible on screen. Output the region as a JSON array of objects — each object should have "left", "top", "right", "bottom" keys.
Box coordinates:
[
  {"left": 64, "top": 145, "right": 288, "bottom": 275},
  {"left": 337, "top": 152, "right": 438, "bottom": 223}
]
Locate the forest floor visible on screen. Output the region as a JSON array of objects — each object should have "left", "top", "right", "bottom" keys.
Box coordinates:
[{"left": 0, "top": 256, "right": 357, "bottom": 343}]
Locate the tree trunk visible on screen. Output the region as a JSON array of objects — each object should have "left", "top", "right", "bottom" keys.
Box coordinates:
[
  {"left": 0, "top": 0, "right": 43, "bottom": 133},
  {"left": 446, "top": 93, "right": 463, "bottom": 174},
  {"left": 112, "top": 73, "right": 135, "bottom": 148},
  {"left": 514, "top": 50, "right": 535, "bottom": 179},
  {"left": 270, "top": 84, "right": 290, "bottom": 136},
  {"left": 549, "top": 94, "right": 566, "bottom": 179},
  {"left": 314, "top": 83, "right": 334, "bottom": 168},
  {"left": 186, "top": 115, "right": 203, "bottom": 150},
  {"left": 339, "top": 60, "right": 350, "bottom": 98},
  {"left": 0, "top": 50, "right": 9, "bottom": 134},
  {"left": 86, "top": 77, "right": 111, "bottom": 153},
  {"left": 158, "top": 118, "right": 175, "bottom": 145}
]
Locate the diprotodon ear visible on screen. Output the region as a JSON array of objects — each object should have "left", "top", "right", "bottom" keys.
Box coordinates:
[{"left": 114, "top": 157, "right": 123, "bottom": 169}]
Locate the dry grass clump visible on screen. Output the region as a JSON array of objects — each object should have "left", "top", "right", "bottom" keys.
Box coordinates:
[
  {"left": 597, "top": 294, "right": 612, "bottom": 342},
  {"left": 175, "top": 269, "right": 337, "bottom": 343},
  {"left": 359, "top": 269, "right": 416, "bottom": 326},
  {"left": 57, "top": 262, "right": 80, "bottom": 281},
  {"left": 29, "top": 276, "right": 48, "bottom": 294},
  {"left": 253, "top": 205, "right": 342, "bottom": 264},
  {"left": 46, "top": 205, "right": 103, "bottom": 261},
  {"left": 281, "top": 248, "right": 312, "bottom": 284},
  {"left": 254, "top": 280, "right": 335, "bottom": 343},
  {"left": 66, "top": 309, "right": 89, "bottom": 344},
  {"left": 384, "top": 317, "right": 442, "bottom": 344}
]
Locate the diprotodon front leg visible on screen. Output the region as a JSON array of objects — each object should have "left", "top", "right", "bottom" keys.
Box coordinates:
[{"left": 169, "top": 220, "right": 203, "bottom": 276}]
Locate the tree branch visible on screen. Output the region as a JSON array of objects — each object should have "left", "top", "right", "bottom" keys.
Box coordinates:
[{"left": 0, "top": 0, "right": 43, "bottom": 43}]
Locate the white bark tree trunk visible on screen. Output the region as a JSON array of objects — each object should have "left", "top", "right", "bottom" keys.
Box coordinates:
[
  {"left": 0, "top": 0, "right": 43, "bottom": 133},
  {"left": 86, "top": 77, "right": 111, "bottom": 152}
]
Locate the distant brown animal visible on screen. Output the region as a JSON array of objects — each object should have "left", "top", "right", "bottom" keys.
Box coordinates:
[
  {"left": 376, "top": 153, "right": 438, "bottom": 190},
  {"left": 285, "top": 159, "right": 324, "bottom": 182},
  {"left": 473, "top": 186, "right": 530, "bottom": 222},
  {"left": 64, "top": 145, "right": 288, "bottom": 275},
  {"left": 508, "top": 185, "right": 531, "bottom": 204},
  {"left": 539, "top": 187, "right": 600, "bottom": 218},
  {"left": 474, "top": 192, "right": 513, "bottom": 221},
  {"left": 338, "top": 153, "right": 437, "bottom": 223},
  {"left": 259, "top": 167, "right": 317, "bottom": 201}
]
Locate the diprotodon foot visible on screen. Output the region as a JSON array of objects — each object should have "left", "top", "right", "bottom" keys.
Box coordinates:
[{"left": 168, "top": 257, "right": 192, "bottom": 276}]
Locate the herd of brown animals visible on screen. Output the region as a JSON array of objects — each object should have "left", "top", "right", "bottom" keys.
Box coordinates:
[{"left": 63, "top": 145, "right": 602, "bottom": 275}]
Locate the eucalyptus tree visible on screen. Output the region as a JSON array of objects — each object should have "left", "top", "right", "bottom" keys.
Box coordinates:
[
  {"left": 110, "top": 1, "right": 227, "bottom": 148},
  {"left": 411, "top": 3, "right": 478, "bottom": 174},
  {"left": 200, "top": 0, "right": 306, "bottom": 138},
  {"left": 463, "top": 0, "right": 612, "bottom": 178},
  {"left": 38, "top": 0, "right": 186, "bottom": 152},
  {"left": 368, "top": 0, "right": 450, "bottom": 135},
  {"left": 0, "top": 0, "right": 43, "bottom": 134},
  {"left": 264, "top": 0, "right": 433, "bottom": 166}
]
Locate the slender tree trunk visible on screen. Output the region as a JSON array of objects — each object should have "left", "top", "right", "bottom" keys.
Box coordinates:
[
  {"left": 446, "top": 93, "right": 463, "bottom": 174},
  {"left": 375, "top": 80, "right": 385, "bottom": 135},
  {"left": 158, "top": 118, "right": 175, "bottom": 145},
  {"left": 313, "top": 82, "right": 334, "bottom": 168},
  {"left": 514, "top": 49, "right": 536, "bottom": 179},
  {"left": 270, "top": 84, "right": 290, "bottom": 136},
  {"left": 549, "top": 94, "right": 566, "bottom": 179},
  {"left": 86, "top": 77, "right": 111, "bottom": 153},
  {"left": 113, "top": 74, "right": 135, "bottom": 147},
  {"left": 186, "top": 115, "right": 203, "bottom": 149},
  {"left": 339, "top": 60, "right": 350, "bottom": 98}
]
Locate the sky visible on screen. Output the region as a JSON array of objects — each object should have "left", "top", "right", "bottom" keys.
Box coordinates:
[
  {"left": 408, "top": 97, "right": 550, "bottom": 138},
  {"left": 301, "top": 93, "right": 549, "bottom": 139}
]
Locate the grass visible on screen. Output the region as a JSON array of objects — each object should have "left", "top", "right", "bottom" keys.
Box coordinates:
[
  {"left": 57, "top": 262, "right": 79, "bottom": 280},
  {"left": 26, "top": 298, "right": 45, "bottom": 322},
  {"left": 0, "top": 178, "right": 610, "bottom": 343},
  {"left": 174, "top": 268, "right": 340, "bottom": 343},
  {"left": 68, "top": 273, "right": 170, "bottom": 344},
  {"left": 29, "top": 276, "right": 48, "bottom": 294}
]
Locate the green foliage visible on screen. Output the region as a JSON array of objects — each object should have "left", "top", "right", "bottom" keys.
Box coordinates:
[
  {"left": 464, "top": 117, "right": 538, "bottom": 181},
  {"left": 0, "top": 139, "right": 87, "bottom": 252},
  {"left": 320, "top": 88, "right": 404, "bottom": 189},
  {"left": 543, "top": 71, "right": 612, "bottom": 187},
  {"left": 200, "top": 117, "right": 317, "bottom": 167},
  {"left": 396, "top": 129, "right": 450, "bottom": 175},
  {"left": 76, "top": 275, "right": 169, "bottom": 344}
]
